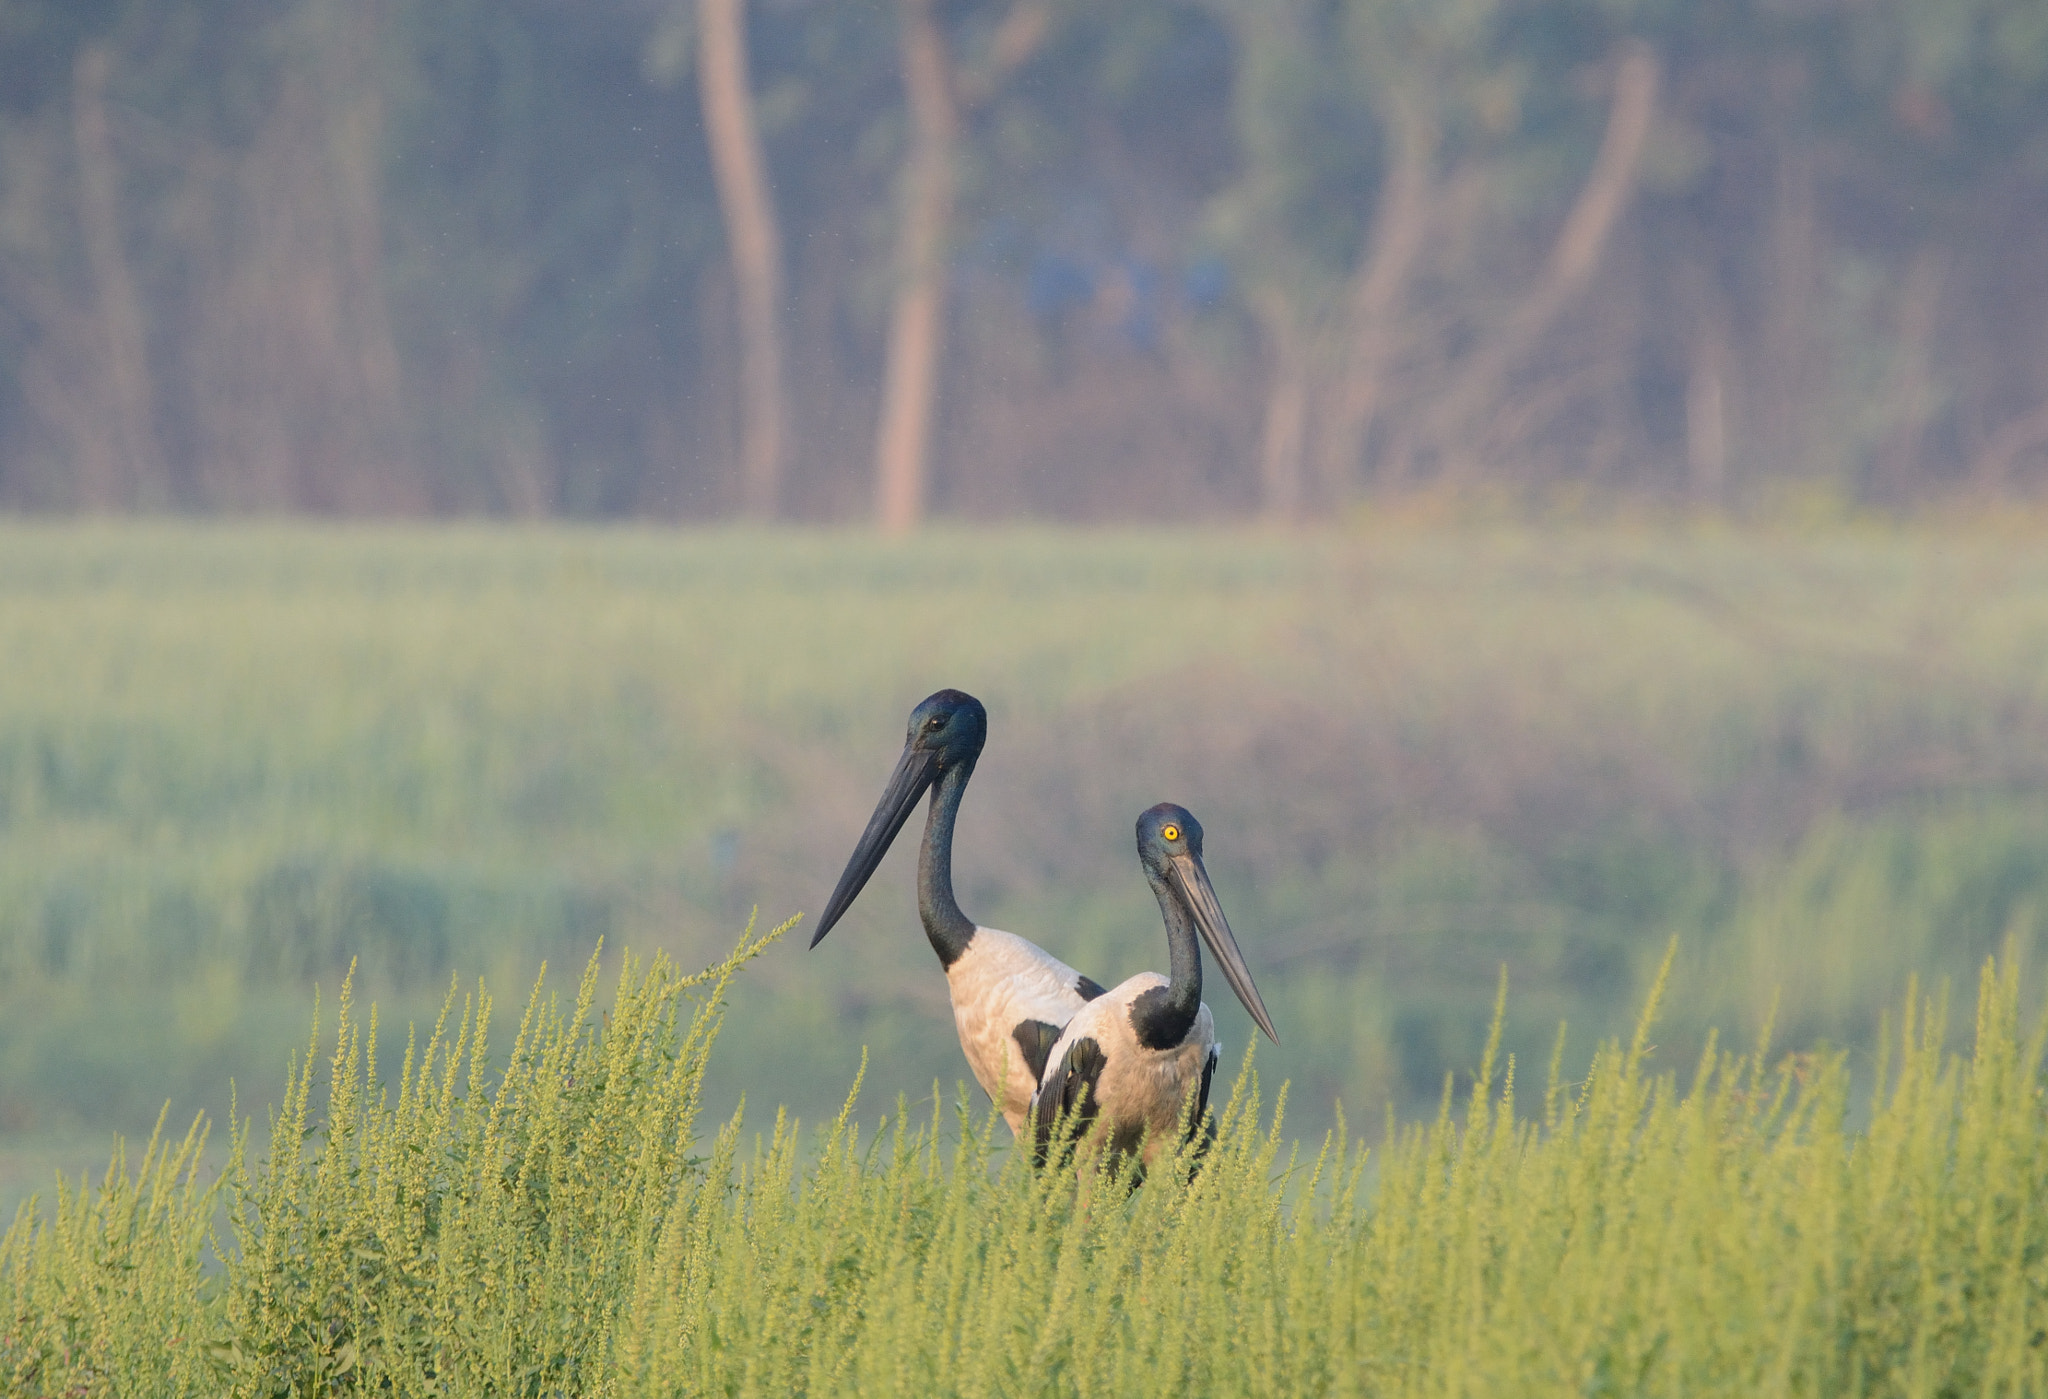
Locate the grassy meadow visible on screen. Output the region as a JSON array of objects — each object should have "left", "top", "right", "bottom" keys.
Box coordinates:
[{"left": 1, "top": 521, "right": 2048, "bottom": 1223}]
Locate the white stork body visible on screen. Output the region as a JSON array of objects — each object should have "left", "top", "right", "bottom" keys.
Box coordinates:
[
  {"left": 1030, "top": 804, "right": 1277, "bottom": 1171},
  {"left": 946, "top": 926, "right": 1100, "bottom": 1131},
  {"left": 1033, "top": 973, "right": 1219, "bottom": 1165}
]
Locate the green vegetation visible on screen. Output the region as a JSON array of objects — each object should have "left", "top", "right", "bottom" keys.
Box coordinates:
[
  {"left": 4, "top": 522, "right": 2048, "bottom": 1220},
  {"left": 7, "top": 924, "right": 2048, "bottom": 1395}
]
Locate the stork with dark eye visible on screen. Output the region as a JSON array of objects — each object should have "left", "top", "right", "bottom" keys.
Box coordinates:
[
  {"left": 1030, "top": 803, "right": 1278, "bottom": 1171},
  {"left": 810, "top": 689, "right": 1108, "bottom": 1134}
]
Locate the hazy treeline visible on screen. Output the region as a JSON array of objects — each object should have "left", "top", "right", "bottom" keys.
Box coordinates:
[{"left": 2, "top": 0, "right": 2046, "bottom": 522}]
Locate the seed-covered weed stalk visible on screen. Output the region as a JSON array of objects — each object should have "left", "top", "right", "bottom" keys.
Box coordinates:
[
  {"left": 0, "top": 1110, "right": 215, "bottom": 1394},
  {"left": 219, "top": 915, "right": 792, "bottom": 1395}
]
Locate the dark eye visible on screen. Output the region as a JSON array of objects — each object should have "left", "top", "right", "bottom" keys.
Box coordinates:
[{"left": 927, "top": 716, "right": 944, "bottom": 730}]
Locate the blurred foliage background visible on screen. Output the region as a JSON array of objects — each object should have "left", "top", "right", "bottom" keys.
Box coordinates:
[{"left": 4, "top": 0, "right": 2048, "bottom": 520}]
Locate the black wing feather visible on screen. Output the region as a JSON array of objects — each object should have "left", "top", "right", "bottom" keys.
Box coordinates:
[
  {"left": 1010, "top": 1019, "right": 1065, "bottom": 1089},
  {"left": 1186, "top": 1047, "right": 1220, "bottom": 1151},
  {"left": 1031, "top": 1036, "right": 1105, "bottom": 1168}
]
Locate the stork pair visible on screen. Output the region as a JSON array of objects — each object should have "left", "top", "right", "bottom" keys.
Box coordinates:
[{"left": 809, "top": 689, "right": 1278, "bottom": 1167}]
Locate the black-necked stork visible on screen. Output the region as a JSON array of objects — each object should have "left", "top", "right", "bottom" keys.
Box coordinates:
[
  {"left": 810, "top": 689, "right": 1107, "bottom": 1134},
  {"left": 1031, "top": 802, "right": 1278, "bottom": 1169}
]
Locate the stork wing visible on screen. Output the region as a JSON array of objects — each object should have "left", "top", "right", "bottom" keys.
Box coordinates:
[
  {"left": 1030, "top": 1035, "right": 1106, "bottom": 1168},
  {"left": 1186, "top": 1047, "right": 1219, "bottom": 1153},
  {"left": 1010, "top": 1019, "right": 1065, "bottom": 1088}
]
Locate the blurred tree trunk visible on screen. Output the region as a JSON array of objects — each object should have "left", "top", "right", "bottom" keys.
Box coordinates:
[
  {"left": 698, "top": 0, "right": 788, "bottom": 520},
  {"left": 1255, "top": 313, "right": 1308, "bottom": 521},
  {"left": 326, "top": 1, "right": 411, "bottom": 513},
  {"left": 1432, "top": 41, "right": 1658, "bottom": 479},
  {"left": 71, "top": 46, "right": 163, "bottom": 509},
  {"left": 1685, "top": 296, "right": 1730, "bottom": 507},
  {"left": 1874, "top": 249, "right": 1946, "bottom": 501},
  {"left": 873, "top": 0, "right": 958, "bottom": 535},
  {"left": 190, "top": 0, "right": 417, "bottom": 513},
  {"left": 1756, "top": 136, "right": 1818, "bottom": 482},
  {"left": 874, "top": 0, "right": 1049, "bottom": 533},
  {"left": 1320, "top": 100, "right": 1436, "bottom": 503}
]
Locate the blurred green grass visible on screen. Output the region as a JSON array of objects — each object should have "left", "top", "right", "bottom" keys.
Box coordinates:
[{"left": 2, "top": 521, "right": 2047, "bottom": 1217}]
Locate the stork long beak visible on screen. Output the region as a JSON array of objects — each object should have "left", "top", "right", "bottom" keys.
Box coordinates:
[
  {"left": 1167, "top": 852, "right": 1280, "bottom": 1043},
  {"left": 810, "top": 742, "right": 941, "bottom": 948}
]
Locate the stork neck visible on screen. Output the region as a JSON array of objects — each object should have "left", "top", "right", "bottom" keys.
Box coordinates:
[
  {"left": 1131, "top": 865, "right": 1203, "bottom": 1050},
  {"left": 917, "top": 757, "right": 978, "bottom": 966}
]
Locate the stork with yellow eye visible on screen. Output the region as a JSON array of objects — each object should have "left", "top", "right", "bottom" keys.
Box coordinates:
[{"left": 1031, "top": 802, "right": 1279, "bottom": 1170}]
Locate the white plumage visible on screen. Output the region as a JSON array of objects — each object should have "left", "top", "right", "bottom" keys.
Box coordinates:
[
  {"left": 945, "top": 927, "right": 1099, "bottom": 1131},
  {"left": 1033, "top": 974, "right": 1219, "bottom": 1165}
]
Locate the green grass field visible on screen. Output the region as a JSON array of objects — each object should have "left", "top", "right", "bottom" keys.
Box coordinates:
[
  {"left": 3, "top": 523, "right": 2048, "bottom": 1199},
  {"left": 0, "top": 524, "right": 2046, "bottom": 1171},
  {"left": 4, "top": 522, "right": 2048, "bottom": 1389}
]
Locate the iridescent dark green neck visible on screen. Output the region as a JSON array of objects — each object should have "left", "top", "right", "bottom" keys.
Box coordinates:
[
  {"left": 918, "top": 757, "right": 978, "bottom": 967},
  {"left": 1131, "top": 863, "right": 1202, "bottom": 1050}
]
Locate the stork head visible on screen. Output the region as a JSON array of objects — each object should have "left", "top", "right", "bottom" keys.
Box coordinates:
[
  {"left": 903, "top": 688, "right": 987, "bottom": 771},
  {"left": 1136, "top": 803, "right": 1279, "bottom": 1044},
  {"left": 1136, "top": 802, "right": 1205, "bottom": 871},
  {"left": 810, "top": 689, "right": 987, "bottom": 948}
]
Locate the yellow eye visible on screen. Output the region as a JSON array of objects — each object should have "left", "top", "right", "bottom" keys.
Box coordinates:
[{"left": 1162, "top": 824, "right": 1180, "bottom": 842}]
